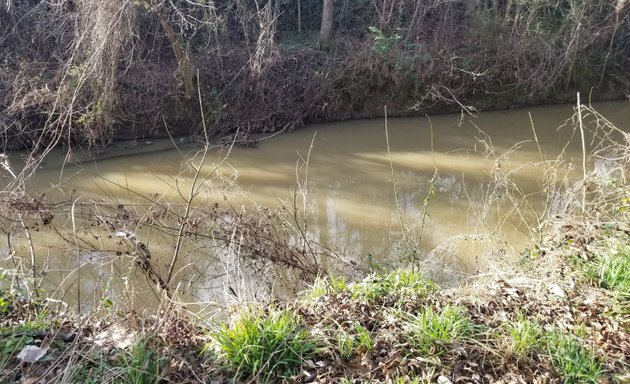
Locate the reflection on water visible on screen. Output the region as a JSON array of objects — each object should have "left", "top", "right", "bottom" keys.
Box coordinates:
[{"left": 1, "top": 101, "right": 629, "bottom": 309}]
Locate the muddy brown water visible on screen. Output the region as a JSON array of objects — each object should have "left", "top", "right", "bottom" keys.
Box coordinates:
[{"left": 2, "top": 101, "right": 629, "bottom": 312}]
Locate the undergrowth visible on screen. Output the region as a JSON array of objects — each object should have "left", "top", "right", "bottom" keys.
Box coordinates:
[{"left": 209, "top": 307, "right": 319, "bottom": 382}]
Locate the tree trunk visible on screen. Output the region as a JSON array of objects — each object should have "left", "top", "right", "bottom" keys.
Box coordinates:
[
  {"left": 320, "top": 0, "right": 334, "bottom": 50},
  {"left": 154, "top": 3, "right": 194, "bottom": 99},
  {"left": 297, "top": 0, "right": 302, "bottom": 32}
]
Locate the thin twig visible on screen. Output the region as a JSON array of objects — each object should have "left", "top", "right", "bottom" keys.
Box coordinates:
[{"left": 577, "top": 92, "right": 587, "bottom": 218}]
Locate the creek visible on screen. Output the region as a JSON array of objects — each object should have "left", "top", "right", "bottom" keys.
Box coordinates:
[{"left": 2, "top": 101, "right": 629, "bottom": 311}]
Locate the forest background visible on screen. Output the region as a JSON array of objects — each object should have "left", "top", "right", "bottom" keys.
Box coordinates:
[{"left": 0, "top": 0, "right": 628, "bottom": 151}]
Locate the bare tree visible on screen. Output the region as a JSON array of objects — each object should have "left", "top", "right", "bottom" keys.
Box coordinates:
[
  {"left": 320, "top": 0, "right": 334, "bottom": 50},
  {"left": 151, "top": 1, "right": 195, "bottom": 99}
]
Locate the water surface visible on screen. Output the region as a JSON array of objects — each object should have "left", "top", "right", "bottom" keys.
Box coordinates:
[{"left": 2, "top": 101, "right": 629, "bottom": 310}]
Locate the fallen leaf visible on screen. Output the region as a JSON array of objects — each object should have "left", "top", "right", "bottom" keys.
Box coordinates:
[
  {"left": 17, "top": 345, "right": 48, "bottom": 363},
  {"left": 92, "top": 323, "right": 136, "bottom": 349}
]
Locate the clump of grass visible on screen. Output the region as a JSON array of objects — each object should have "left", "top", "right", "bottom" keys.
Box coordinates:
[
  {"left": 545, "top": 331, "right": 602, "bottom": 384},
  {"left": 302, "top": 275, "right": 349, "bottom": 301},
  {"left": 333, "top": 323, "right": 373, "bottom": 361},
  {"left": 351, "top": 269, "right": 437, "bottom": 302},
  {"left": 210, "top": 307, "right": 318, "bottom": 382},
  {"left": 65, "top": 353, "right": 111, "bottom": 384},
  {"left": 389, "top": 371, "right": 435, "bottom": 384},
  {"left": 404, "top": 305, "right": 478, "bottom": 355},
  {"left": 302, "top": 270, "right": 435, "bottom": 304},
  {"left": 116, "top": 336, "right": 166, "bottom": 384},
  {"left": 504, "top": 315, "right": 543, "bottom": 359},
  {"left": 595, "top": 246, "right": 630, "bottom": 297}
]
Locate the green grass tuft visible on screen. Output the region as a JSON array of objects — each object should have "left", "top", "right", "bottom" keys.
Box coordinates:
[
  {"left": 332, "top": 323, "right": 373, "bottom": 361},
  {"left": 116, "top": 336, "right": 166, "bottom": 384},
  {"left": 545, "top": 331, "right": 602, "bottom": 384},
  {"left": 351, "top": 269, "right": 437, "bottom": 302},
  {"left": 596, "top": 246, "right": 630, "bottom": 296},
  {"left": 302, "top": 270, "right": 435, "bottom": 304},
  {"left": 404, "top": 305, "right": 478, "bottom": 355},
  {"left": 210, "top": 307, "right": 318, "bottom": 382},
  {"left": 504, "top": 315, "right": 544, "bottom": 359}
]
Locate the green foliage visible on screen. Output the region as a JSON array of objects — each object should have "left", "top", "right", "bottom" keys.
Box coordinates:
[
  {"left": 390, "top": 372, "right": 435, "bottom": 384},
  {"left": 0, "top": 296, "right": 8, "bottom": 314},
  {"left": 302, "top": 275, "right": 348, "bottom": 302},
  {"left": 354, "top": 324, "right": 372, "bottom": 353},
  {"left": 116, "top": 337, "right": 166, "bottom": 384},
  {"left": 545, "top": 331, "right": 602, "bottom": 384},
  {"left": 350, "top": 270, "right": 436, "bottom": 302},
  {"left": 77, "top": 100, "right": 105, "bottom": 126},
  {"left": 210, "top": 307, "right": 318, "bottom": 382},
  {"left": 616, "top": 197, "right": 630, "bottom": 214},
  {"left": 0, "top": 311, "right": 49, "bottom": 367},
  {"left": 404, "top": 305, "right": 477, "bottom": 355},
  {"left": 303, "top": 270, "right": 436, "bottom": 304},
  {"left": 504, "top": 315, "right": 544, "bottom": 359},
  {"left": 333, "top": 323, "right": 373, "bottom": 361},
  {"left": 65, "top": 353, "right": 110, "bottom": 384},
  {"left": 368, "top": 26, "right": 401, "bottom": 55},
  {"left": 0, "top": 272, "right": 10, "bottom": 315},
  {"left": 596, "top": 246, "right": 630, "bottom": 297},
  {"left": 0, "top": 333, "right": 34, "bottom": 367},
  {"left": 334, "top": 331, "right": 355, "bottom": 362}
]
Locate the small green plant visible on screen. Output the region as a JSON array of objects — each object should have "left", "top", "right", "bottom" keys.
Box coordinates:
[
  {"left": 405, "top": 305, "right": 477, "bottom": 355},
  {"left": 210, "top": 307, "right": 318, "bottom": 382},
  {"left": 368, "top": 26, "right": 401, "bottom": 55},
  {"left": 0, "top": 270, "right": 12, "bottom": 314},
  {"left": 504, "top": 315, "right": 543, "bottom": 359},
  {"left": 116, "top": 336, "right": 166, "bottom": 384},
  {"left": 390, "top": 371, "right": 435, "bottom": 384},
  {"left": 65, "top": 353, "right": 110, "bottom": 384},
  {"left": 596, "top": 247, "right": 630, "bottom": 296},
  {"left": 301, "top": 275, "right": 349, "bottom": 303},
  {"left": 333, "top": 323, "right": 373, "bottom": 361},
  {"left": 545, "top": 331, "right": 602, "bottom": 384},
  {"left": 0, "top": 333, "right": 34, "bottom": 367},
  {"left": 351, "top": 270, "right": 436, "bottom": 302},
  {"left": 354, "top": 324, "right": 372, "bottom": 353},
  {"left": 0, "top": 313, "right": 51, "bottom": 368},
  {"left": 335, "top": 332, "right": 355, "bottom": 361}
]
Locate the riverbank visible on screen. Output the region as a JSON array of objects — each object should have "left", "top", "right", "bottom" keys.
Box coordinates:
[
  {"left": 1, "top": 107, "right": 629, "bottom": 382},
  {"left": 0, "top": 215, "right": 628, "bottom": 383}
]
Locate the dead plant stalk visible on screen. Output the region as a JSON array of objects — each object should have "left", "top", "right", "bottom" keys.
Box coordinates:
[{"left": 165, "top": 71, "right": 211, "bottom": 291}]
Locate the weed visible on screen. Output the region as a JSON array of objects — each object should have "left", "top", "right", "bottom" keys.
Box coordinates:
[
  {"left": 116, "top": 336, "right": 166, "bottom": 384},
  {"left": 0, "top": 314, "right": 50, "bottom": 368},
  {"left": 65, "top": 354, "right": 110, "bottom": 384},
  {"left": 596, "top": 246, "right": 630, "bottom": 296},
  {"left": 300, "top": 275, "right": 349, "bottom": 303},
  {"left": 351, "top": 270, "right": 436, "bottom": 302},
  {"left": 333, "top": 323, "right": 373, "bottom": 361},
  {"left": 0, "top": 333, "right": 34, "bottom": 367},
  {"left": 390, "top": 371, "right": 435, "bottom": 384},
  {"left": 0, "top": 289, "right": 10, "bottom": 315},
  {"left": 545, "top": 331, "right": 602, "bottom": 384},
  {"left": 354, "top": 324, "right": 373, "bottom": 353},
  {"left": 335, "top": 332, "right": 355, "bottom": 361},
  {"left": 404, "top": 305, "right": 477, "bottom": 355},
  {"left": 210, "top": 307, "right": 318, "bottom": 382},
  {"left": 504, "top": 315, "right": 543, "bottom": 359}
]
